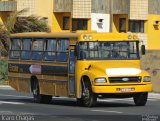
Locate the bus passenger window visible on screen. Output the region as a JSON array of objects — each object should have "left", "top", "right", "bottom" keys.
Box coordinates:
[
  {"left": 21, "top": 39, "right": 31, "bottom": 60},
  {"left": 10, "top": 39, "right": 21, "bottom": 59},
  {"left": 44, "top": 39, "right": 56, "bottom": 61},
  {"left": 56, "top": 39, "right": 69, "bottom": 62},
  {"left": 31, "top": 39, "right": 44, "bottom": 60}
]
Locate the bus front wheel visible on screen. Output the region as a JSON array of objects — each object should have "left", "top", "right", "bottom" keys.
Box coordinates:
[
  {"left": 32, "top": 80, "right": 52, "bottom": 104},
  {"left": 77, "top": 80, "right": 97, "bottom": 107},
  {"left": 133, "top": 92, "right": 148, "bottom": 106}
]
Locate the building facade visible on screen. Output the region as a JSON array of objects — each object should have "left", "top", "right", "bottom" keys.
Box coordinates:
[
  {"left": 12, "top": 0, "right": 160, "bottom": 92},
  {"left": 0, "top": 0, "right": 17, "bottom": 59},
  {"left": 16, "top": 0, "right": 53, "bottom": 30},
  {"left": 0, "top": 0, "right": 17, "bottom": 25},
  {"left": 16, "top": 0, "right": 159, "bottom": 49}
]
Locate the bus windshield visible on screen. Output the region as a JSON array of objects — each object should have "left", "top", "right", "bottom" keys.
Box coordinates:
[{"left": 78, "top": 41, "right": 139, "bottom": 60}]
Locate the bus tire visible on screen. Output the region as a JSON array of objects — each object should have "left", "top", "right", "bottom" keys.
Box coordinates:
[
  {"left": 77, "top": 79, "right": 97, "bottom": 107},
  {"left": 133, "top": 92, "right": 148, "bottom": 106},
  {"left": 32, "top": 80, "right": 52, "bottom": 104}
]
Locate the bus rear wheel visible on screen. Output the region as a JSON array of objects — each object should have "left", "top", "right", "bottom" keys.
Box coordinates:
[
  {"left": 77, "top": 80, "right": 97, "bottom": 107},
  {"left": 133, "top": 92, "right": 148, "bottom": 106},
  {"left": 32, "top": 81, "right": 52, "bottom": 104}
]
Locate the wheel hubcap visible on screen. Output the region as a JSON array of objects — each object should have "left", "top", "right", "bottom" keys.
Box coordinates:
[
  {"left": 33, "top": 89, "right": 37, "bottom": 95},
  {"left": 83, "top": 88, "right": 90, "bottom": 99}
]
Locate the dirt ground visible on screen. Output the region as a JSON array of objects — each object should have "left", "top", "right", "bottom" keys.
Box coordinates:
[{"left": 141, "top": 50, "right": 160, "bottom": 92}]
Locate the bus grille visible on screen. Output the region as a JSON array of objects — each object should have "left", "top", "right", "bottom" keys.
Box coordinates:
[{"left": 109, "top": 77, "right": 141, "bottom": 83}]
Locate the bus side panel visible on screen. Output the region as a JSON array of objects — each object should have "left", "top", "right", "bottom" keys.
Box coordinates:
[
  {"left": 18, "top": 78, "right": 31, "bottom": 93},
  {"left": 9, "top": 77, "right": 19, "bottom": 91},
  {"left": 39, "top": 81, "right": 68, "bottom": 97},
  {"left": 55, "top": 82, "right": 68, "bottom": 96},
  {"left": 39, "top": 80, "right": 56, "bottom": 96},
  {"left": 9, "top": 77, "right": 31, "bottom": 93},
  {"left": 39, "top": 65, "right": 69, "bottom": 97}
]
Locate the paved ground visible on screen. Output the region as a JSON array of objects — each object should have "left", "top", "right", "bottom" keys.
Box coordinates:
[{"left": 0, "top": 86, "right": 160, "bottom": 121}]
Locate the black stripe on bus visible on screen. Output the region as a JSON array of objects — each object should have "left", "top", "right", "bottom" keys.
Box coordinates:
[{"left": 8, "top": 63, "right": 68, "bottom": 76}]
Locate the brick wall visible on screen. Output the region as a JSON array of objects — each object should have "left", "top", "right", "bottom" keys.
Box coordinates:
[
  {"left": 130, "top": 0, "right": 148, "bottom": 20},
  {"left": 53, "top": 0, "right": 72, "bottom": 12},
  {"left": 72, "top": 0, "right": 91, "bottom": 18},
  {"left": 0, "top": 1, "right": 16, "bottom": 11},
  {"left": 17, "top": 0, "right": 36, "bottom": 17}
]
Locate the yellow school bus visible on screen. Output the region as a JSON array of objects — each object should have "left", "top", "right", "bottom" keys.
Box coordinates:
[{"left": 8, "top": 32, "right": 152, "bottom": 107}]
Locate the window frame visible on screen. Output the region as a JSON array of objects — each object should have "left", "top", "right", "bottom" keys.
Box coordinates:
[
  {"left": 21, "top": 38, "right": 32, "bottom": 60},
  {"left": 119, "top": 18, "right": 126, "bottom": 33},
  {"left": 56, "top": 38, "right": 69, "bottom": 62},
  {"left": 44, "top": 38, "right": 57, "bottom": 61},
  {"left": 72, "top": 19, "right": 88, "bottom": 31},
  {"left": 129, "top": 20, "right": 144, "bottom": 33},
  {"left": 9, "top": 37, "right": 70, "bottom": 62},
  {"left": 31, "top": 38, "right": 45, "bottom": 60},
  {"left": 77, "top": 41, "right": 140, "bottom": 60},
  {"left": 10, "top": 38, "right": 22, "bottom": 59},
  {"left": 63, "top": 16, "right": 70, "bottom": 30}
]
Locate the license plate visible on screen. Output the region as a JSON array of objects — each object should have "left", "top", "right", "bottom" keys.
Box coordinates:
[{"left": 117, "top": 88, "right": 135, "bottom": 92}]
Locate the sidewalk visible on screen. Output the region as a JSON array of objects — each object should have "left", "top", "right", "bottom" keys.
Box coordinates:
[
  {"left": 149, "top": 93, "right": 160, "bottom": 98},
  {"left": 0, "top": 85, "right": 14, "bottom": 90}
]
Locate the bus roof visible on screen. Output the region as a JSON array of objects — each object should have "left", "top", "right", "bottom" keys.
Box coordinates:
[
  {"left": 10, "top": 32, "right": 80, "bottom": 38},
  {"left": 10, "top": 32, "right": 139, "bottom": 41}
]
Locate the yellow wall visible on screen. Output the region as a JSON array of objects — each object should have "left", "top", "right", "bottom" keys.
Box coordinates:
[
  {"left": 17, "top": 0, "right": 91, "bottom": 32},
  {"left": 142, "top": 15, "right": 160, "bottom": 92},
  {"left": 0, "top": 12, "right": 10, "bottom": 24},
  {"left": 34, "top": 0, "right": 91, "bottom": 32},
  {"left": 112, "top": 14, "right": 129, "bottom": 33},
  {"left": 87, "top": 18, "right": 91, "bottom": 31},
  {"left": 0, "top": 15, "right": 3, "bottom": 24},
  {"left": 52, "top": 12, "right": 71, "bottom": 32},
  {"left": 145, "top": 14, "right": 160, "bottom": 50},
  {"left": 52, "top": 13, "right": 91, "bottom": 32},
  {"left": 112, "top": 14, "right": 160, "bottom": 50},
  {"left": 35, "top": 0, "right": 53, "bottom": 31}
]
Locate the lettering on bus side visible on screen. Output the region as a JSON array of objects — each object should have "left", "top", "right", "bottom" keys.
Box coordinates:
[
  {"left": 8, "top": 64, "right": 30, "bottom": 74},
  {"left": 8, "top": 64, "right": 19, "bottom": 73}
]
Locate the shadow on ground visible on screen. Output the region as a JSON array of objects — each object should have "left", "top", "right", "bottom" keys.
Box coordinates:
[{"left": 0, "top": 97, "right": 134, "bottom": 108}]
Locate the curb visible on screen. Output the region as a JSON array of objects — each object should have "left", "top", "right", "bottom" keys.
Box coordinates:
[
  {"left": 0, "top": 85, "right": 14, "bottom": 90},
  {"left": 149, "top": 93, "right": 160, "bottom": 97},
  {"left": 0, "top": 85, "right": 10, "bottom": 88}
]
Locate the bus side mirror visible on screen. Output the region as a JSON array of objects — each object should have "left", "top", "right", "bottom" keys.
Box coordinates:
[{"left": 141, "top": 45, "right": 146, "bottom": 55}]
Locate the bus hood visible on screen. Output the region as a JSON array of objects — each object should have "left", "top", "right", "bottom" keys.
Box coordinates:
[{"left": 90, "top": 61, "right": 141, "bottom": 76}]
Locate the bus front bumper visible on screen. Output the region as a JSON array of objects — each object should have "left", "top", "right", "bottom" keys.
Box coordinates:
[{"left": 92, "top": 84, "right": 152, "bottom": 93}]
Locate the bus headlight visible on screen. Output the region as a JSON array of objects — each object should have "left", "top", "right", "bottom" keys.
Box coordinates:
[
  {"left": 143, "top": 76, "right": 151, "bottom": 82},
  {"left": 94, "top": 78, "right": 107, "bottom": 83}
]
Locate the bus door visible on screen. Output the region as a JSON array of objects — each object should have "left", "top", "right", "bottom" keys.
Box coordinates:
[{"left": 68, "top": 45, "right": 76, "bottom": 96}]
